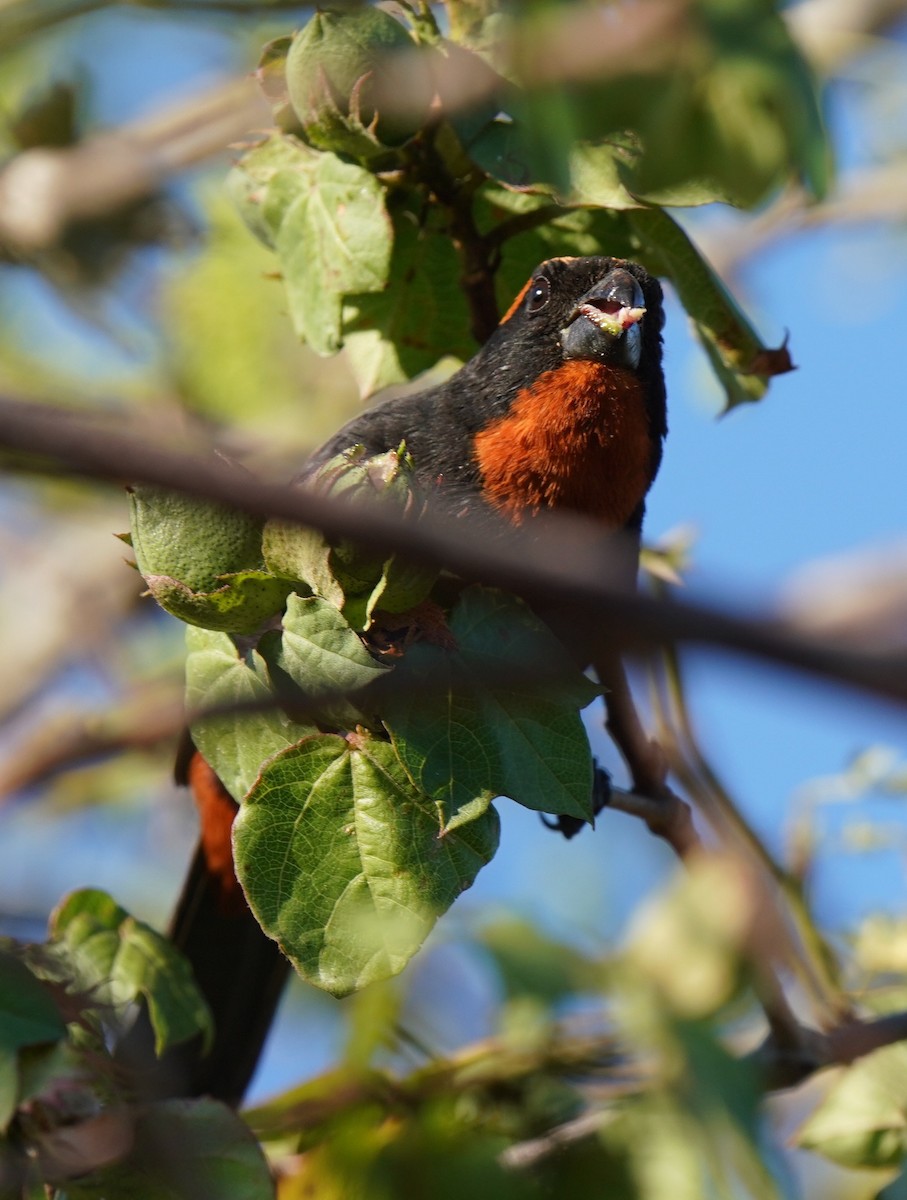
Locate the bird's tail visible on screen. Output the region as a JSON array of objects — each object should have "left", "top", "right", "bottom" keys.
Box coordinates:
[{"left": 116, "top": 746, "right": 290, "bottom": 1107}]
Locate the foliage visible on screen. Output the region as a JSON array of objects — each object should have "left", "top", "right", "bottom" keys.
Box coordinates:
[
  {"left": 0, "top": 891, "right": 272, "bottom": 1197},
  {"left": 231, "top": 0, "right": 807, "bottom": 405},
  {"left": 1, "top": 1, "right": 907, "bottom": 1199},
  {"left": 157, "top": 445, "right": 598, "bottom": 994}
]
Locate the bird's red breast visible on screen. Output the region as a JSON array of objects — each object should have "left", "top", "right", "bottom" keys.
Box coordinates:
[
  {"left": 187, "top": 751, "right": 245, "bottom": 914},
  {"left": 473, "top": 358, "right": 655, "bottom": 527}
]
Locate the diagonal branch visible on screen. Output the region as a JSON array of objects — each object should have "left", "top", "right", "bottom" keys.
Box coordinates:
[{"left": 1, "top": 397, "right": 907, "bottom": 707}]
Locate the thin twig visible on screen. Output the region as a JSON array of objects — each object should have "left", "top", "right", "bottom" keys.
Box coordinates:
[
  {"left": 499, "top": 1109, "right": 618, "bottom": 1170},
  {"left": 606, "top": 784, "right": 701, "bottom": 859},
  {"left": 652, "top": 634, "right": 849, "bottom": 1020},
  {"left": 243, "top": 1004, "right": 907, "bottom": 1141}
]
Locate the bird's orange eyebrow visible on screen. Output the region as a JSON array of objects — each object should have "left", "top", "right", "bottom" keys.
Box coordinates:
[
  {"left": 498, "top": 257, "right": 579, "bottom": 325},
  {"left": 499, "top": 279, "right": 532, "bottom": 324}
]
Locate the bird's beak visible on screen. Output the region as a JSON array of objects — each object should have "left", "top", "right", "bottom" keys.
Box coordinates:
[{"left": 560, "top": 268, "right": 647, "bottom": 369}]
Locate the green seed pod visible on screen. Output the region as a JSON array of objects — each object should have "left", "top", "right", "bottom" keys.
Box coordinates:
[
  {"left": 128, "top": 486, "right": 290, "bottom": 633},
  {"left": 129, "top": 486, "right": 265, "bottom": 594},
  {"left": 285, "top": 7, "right": 425, "bottom": 150}
]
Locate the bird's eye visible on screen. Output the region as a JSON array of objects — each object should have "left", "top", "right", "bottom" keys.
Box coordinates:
[{"left": 526, "top": 277, "right": 550, "bottom": 314}]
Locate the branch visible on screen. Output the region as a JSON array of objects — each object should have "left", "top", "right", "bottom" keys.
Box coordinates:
[
  {"left": 605, "top": 782, "right": 702, "bottom": 860},
  {"left": 0, "top": 0, "right": 312, "bottom": 48},
  {"left": 242, "top": 1004, "right": 907, "bottom": 1150},
  {"left": 0, "top": 77, "right": 270, "bottom": 253},
  {"left": 1, "top": 397, "right": 907, "bottom": 707},
  {"left": 409, "top": 133, "right": 501, "bottom": 343},
  {"left": 499, "top": 1109, "right": 618, "bottom": 1171},
  {"left": 501, "top": 1008, "right": 907, "bottom": 1168},
  {"left": 753, "top": 1010, "right": 907, "bottom": 1090},
  {"left": 2, "top": 654, "right": 625, "bottom": 798},
  {"left": 700, "top": 163, "right": 907, "bottom": 281}
]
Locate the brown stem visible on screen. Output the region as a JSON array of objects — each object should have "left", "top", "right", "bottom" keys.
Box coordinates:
[
  {"left": 484, "top": 204, "right": 568, "bottom": 249},
  {"left": 753, "top": 1010, "right": 907, "bottom": 1090},
  {"left": 597, "top": 654, "right": 668, "bottom": 797},
  {"left": 607, "top": 783, "right": 701, "bottom": 859}
]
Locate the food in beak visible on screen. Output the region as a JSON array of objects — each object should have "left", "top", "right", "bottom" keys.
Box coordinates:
[{"left": 576, "top": 300, "right": 646, "bottom": 338}]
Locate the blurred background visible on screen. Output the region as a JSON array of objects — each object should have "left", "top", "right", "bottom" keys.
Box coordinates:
[{"left": 0, "top": 1, "right": 906, "bottom": 1143}]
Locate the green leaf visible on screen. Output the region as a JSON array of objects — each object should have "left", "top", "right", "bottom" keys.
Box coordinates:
[
  {"left": 226, "top": 131, "right": 312, "bottom": 249},
  {"left": 493, "top": 0, "right": 828, "bottom": 210},
  {"left": 561, "top": 139, "right": 643, "bottom": 210},
  {"left": 796, "top": 1043, "right": 907, "bottom": 1169},
  {"left": 233, "top": 733, "right": 499, "bottom": 996},
  {"left": 342, "top": 192, "right": 476, "bottom": 394},
  {"left": 384, "top": 586, "right": 599, "bottom": 830},
  {"left": 185, "top": 626, "right": 313, "bottom": 803},
  {"left": 0, "top": 950, "right": 66, "bottom": 1055},
  {"left": 627, "top": 207, "right": 792, "bottom": 410},
  {"left": 566, "top": 137, "right": 736, "bottom": 210},
  {"left": 364, "top": 552, "right": 437, "bottom": 622},
  {"left": 0, "top": 950, "right": 66, "bottom": 1130},
  {"left": 275, "top": 154, "right": 393, "bottom": 354},
  {"left": 50, "top": 889, "right": 213, "bottom": 1056},
  {"left": 261, "top": 592, "right": 390, "bottom": 729},
  {"left": 263, "top": 518, "right": 346, "bottom": 608},
  {"left": 701, "top": 0, "right": 829, "bottom": 204},
  {"left": 622, "top": 857, "right": 753, "bottom": 1021},
  {"left": 66, "top": 1097, "right": 273, "bottom": 1200},
  {"left": 671, "top": 1021, "right": 774, "bottom": 1197}
]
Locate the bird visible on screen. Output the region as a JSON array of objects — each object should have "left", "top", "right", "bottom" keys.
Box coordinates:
[{"left": 117, "top": 254, "right": 667, "bottom": 1107}]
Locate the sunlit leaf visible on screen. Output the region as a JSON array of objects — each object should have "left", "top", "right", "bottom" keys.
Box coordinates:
[
  {"left": 343, "top": 194, "right": 475, "bottom": 395},
  {"left": 50, "top": 890, "right": 213, "bottom": 1056},
  {"left": 185, "top": 627, "right": 314, "bottom": 803},
  {"left": 233, "top": 733, "right": 499, "bottom": 996},
  {"left": 622, "top": 857, "right": 754, "bottom": 1021},
  {"left": 796, "top": 1044, "right": 907, "bottom": 1169},
  {"left": 275, "top": 154, "right": 393, "bottom": 354}
]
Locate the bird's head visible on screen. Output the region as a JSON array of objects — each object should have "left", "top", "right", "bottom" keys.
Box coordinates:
[{"left": 468, "top": 255, "right": 666, "bottom": 444}]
